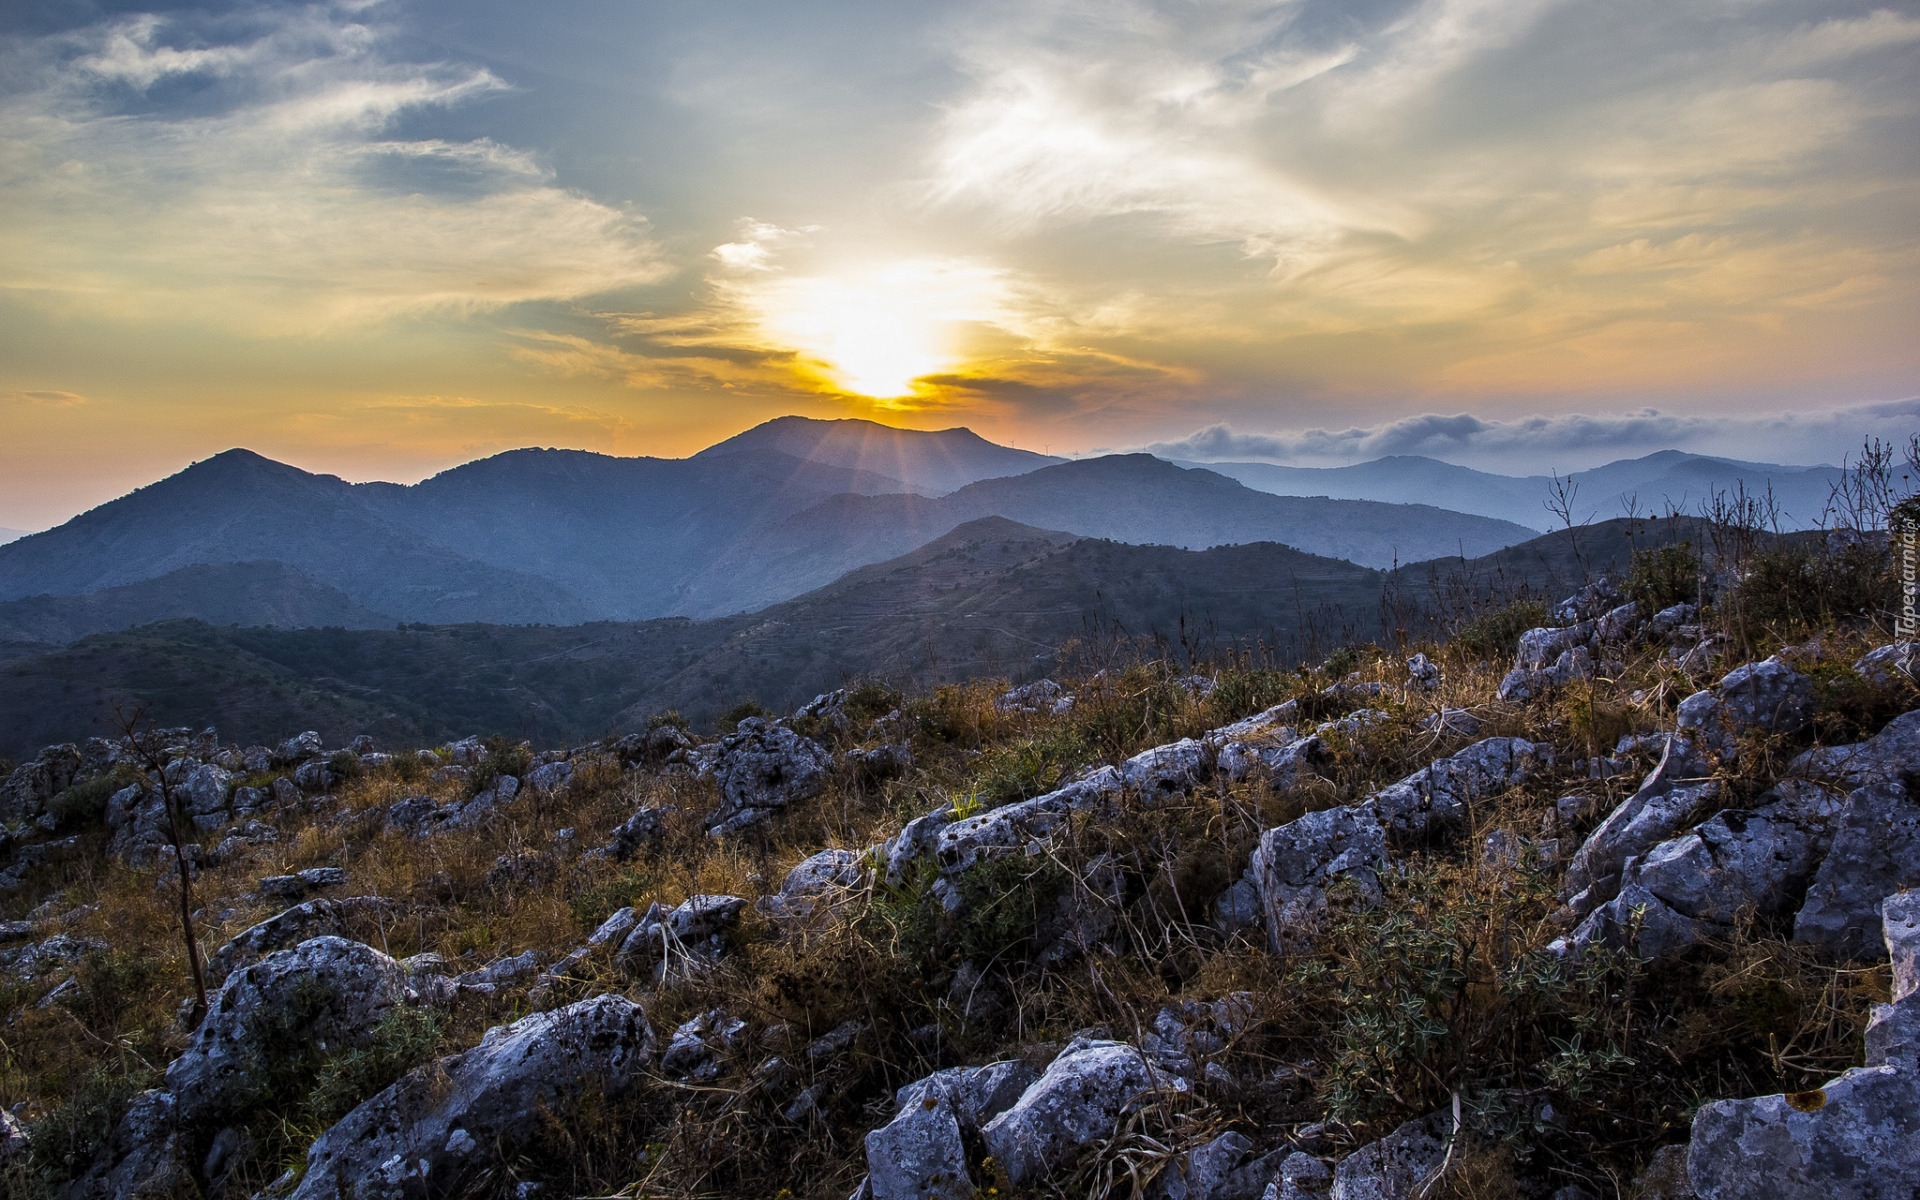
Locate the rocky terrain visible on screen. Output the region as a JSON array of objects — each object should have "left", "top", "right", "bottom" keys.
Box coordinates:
[{"left": 1, "top": 547, "right": 1917, "bottom": 1197}]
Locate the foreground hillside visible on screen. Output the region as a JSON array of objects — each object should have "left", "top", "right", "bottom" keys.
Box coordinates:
[{"left": 0, "top": 520, "right": 1915, "bottom": 1198}]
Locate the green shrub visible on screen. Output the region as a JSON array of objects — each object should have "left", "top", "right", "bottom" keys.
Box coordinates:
[
  {"left": 466, "top": 734, "right": 533, "bottom": 798},
  {"left": 1452, "top": 601, "right": 1549, "bottom": 662},
  {"left": 718, "top": 701, "right": 771, "bottom": 732},
  {"left": 968, "top": 731, "right": 1089, "bottom": 807},
  {"left": 646, "top": 710, "right": 689, "bottom": 732},
  {"left": 25, "top": 1060, "right": 158, "bottom": 1187},
  {"left": 302, "top": 1005, "right": 443, "bottom": 1128},
  {"left": 1726, "top": 543, "right": 1893, "bottom": 629},
  {"left": 1626, "top": 541, "right": 1702, "bottom": 611},
  {"left": 43, "top": 766, "right": 136, "bottom": 831}
]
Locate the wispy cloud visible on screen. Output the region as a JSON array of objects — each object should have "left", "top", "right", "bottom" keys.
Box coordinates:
[
  {"left": 1142, "top": 397, "right": 1920, "bottom": 468},
  {"left": 4, "top": 390, "right": 88, "bottom": 406},
  {"left": 0, "top": 3, "right": 669, "bottom": 331}
]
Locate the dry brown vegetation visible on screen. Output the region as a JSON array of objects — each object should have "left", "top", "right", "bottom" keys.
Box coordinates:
[{"left": 1, "top": 520, "right": 1915, "bottom": 1199}]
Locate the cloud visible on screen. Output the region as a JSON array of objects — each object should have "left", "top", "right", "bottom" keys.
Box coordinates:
[
  {"left": 922, "top": 0, "right": 1920, "bottom": 380},
  {"left": 0, "top": 4, "right": 669, "bottom": 332},
  {"left": 1142, "top": 397, "right": 1920, "bottom": 468},
  {"left": 5, "top": 390, "right": 87, "bottom": 406}
]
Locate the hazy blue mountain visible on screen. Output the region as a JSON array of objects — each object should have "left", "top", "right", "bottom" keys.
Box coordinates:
[
  {"left": 674, "top": 455, "right": 1536, "bottom": 613},
  {"left": 0, "top": 561, "right": 393, "bottom": 647},
  {"left": 0, "top": 450, "right": 590, "bottom": 624},
  {"left": 1193, "top": 451, "right": 1847, "bottom": 532},
  {"left": 0, "top": 434, "right": 1537, "bottom": 629},
  {"left": 0, "top": 515, "right": 1715, "bottom": 755},
  {"left": 694, "top": 415, "right": 1063, "bottom": 494},
  {"left": 365, "top": 445, "right": 921, "bottom": 617}
]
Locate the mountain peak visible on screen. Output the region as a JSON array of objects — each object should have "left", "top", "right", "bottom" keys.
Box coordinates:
[{"left": 693, "top": 415, "right": 1062, "bottom": 495}]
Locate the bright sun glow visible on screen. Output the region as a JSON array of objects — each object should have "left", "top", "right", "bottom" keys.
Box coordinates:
[{"left": 743, "top": 262, "right": 1010, "bottom": 399}]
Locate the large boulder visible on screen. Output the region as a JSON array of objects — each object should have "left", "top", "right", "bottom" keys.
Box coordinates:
[
  {"left": 166, "top": 936, "right": 412, "bottom": 1127},
  {"left": 759, "top": 848, "right": 869, "bottom": 930},
  {"left": 934, "top": 768, "right": 1122, "bottom": 878},
  {"left": 703, "top": 718, "right": 832, "bottom": 834},
  {"left": 0, "top": 742, "right": 85, "bottom": 823},
  {"left": 1560, "top": 737, "right": 1718, "bottom": 922},
  {"left": 60, "top": 1089, "right": 192, "bottom": 1200},
  {"left": 980, "top": 1038, "right": 1189, "bottom": 1185},
  {"left": 1557, "top": 780, "right": 1842, "bottom": 960},
  {"left": 1855, "top": 643, "right": 1920, "bottom": 688},
  {"left": 206, "top": 895, "right": 401, "bottom": 983},
  {"left": 1793, "top": 779, "right": 1920, "bottom": 961},
  {"left": 864, "top": 1087, "right": 973, "bottom": 1200},
  {"left": 288, "top": 994, "right": 653, "bottom": 1200},
  {"left": 1678, "top": 657, "right": 1815, "bottom": 757},
  {"left": 1790, "top": 710, "right": 1920, "bottom": 790},
  {"left": 1687, "top": 892, "right": 1920, "bottom": 1197},
  {"left": 1330, "top": 1110, "right": 1451, "bottom": 1200},
  {"left": 1368, "top": 737, "right": 1545, "bottom": 843},
  {"left": 613, "top": 894, "right": 748, "bottom": 980},
  {"left": 1248, "top": 804, "right": 1388, "bottom": 953}
]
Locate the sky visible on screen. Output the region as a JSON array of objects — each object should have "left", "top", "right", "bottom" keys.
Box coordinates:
[{"left": 2, "top": 0, "right": 1918, "bottom": 530}]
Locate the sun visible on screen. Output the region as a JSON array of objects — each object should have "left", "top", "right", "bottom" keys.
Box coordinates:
[{"left": 745, "top": 261, "right": 1009, "bottom": 400}]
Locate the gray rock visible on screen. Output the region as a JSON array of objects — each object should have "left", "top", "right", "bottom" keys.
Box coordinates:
[
  {"left": 1249, "top": 804, "right": 1387, "bottom": 952},
  {"left": 1329, "top": 1110, "right": 1451, "bottom": 1200},
  {"left": 1562, "top": 737, "right": 1717, "bottom": 919},
  {"left": 997, "top": 679, "right": 1066, "bottom": 714},
  {"left": 1790, "top": 710, "right": 1920, "bottom": 789},
  {"left": 1594, "top": 601, "right": 1644, "bottom": 643},
  {"left": 760, "top": 848, "right": 869, "bottom": 928},
  {"left": 167, "top": 935, "right": 412, "bottom": 1126},
  {"left": 1149, "top": 1130, "right": 1254, "bottom": 1200},
  {"left": 1794, "top": 779, "right": 1920, "bottom": 961},
  {"left": 274, "top": 731, "right": 323, "bottom": 766},
  {"left": 661, "top": 1008, "right": 747, "bottom": 1080},
  {"left": 1419, "top": 709, "right": 1483, "bottom": 737},
  {"left": 1651, "top": 603, "right": 1699, "bottom": 634},
  {"left": 1267, "top": 1151, "right": 1333, "bottom": 1200},
  {"left": 980, "top": 1038, "right": 1189, "bottom": 1185},
  {"left": 1123, "top": 738, "right": 1211, "bottom": 798},
  {"left": 0, "top": 1107, "right": 28, "bottom": 1164},
  {"left": 1517, "top": 626, "right": 1582, "bottom": 671},
  {"left": 207, "top": 895, "right": 400, "bottom": 983},
  {"left": 895, "top": 1060, "right": 1040, "bottom": 1133},
  {"left": 1688, "top": 894, "right": 1920, "bottom": 1197},
  {"left": 61, "top": 1088, "right": 191, "bottom": 1200},
  {"left": 292, "top": 758, "right": 338, "bottom": 793},
  {"left": 1629, "top": 1144, "right": 1697, "bottom": 1198},
  {"left": 525, "top": 760, "right": 574, "bottom": 793},
  {"left": 864, "top": 1085, "right": 973, "bottom": 1200},
  {"left": 288, "top": 994, "right": 653, "bottom": 1200},
  {"left": 594, "top": 805, "right": 670, "bottom": 860},
  {"left": 614, "top": 894, "right": 748, "bottom": 980},
  {"left": 1553, "top": 578, "right": 1623, "bottom": 623},
  {"left": 1856, "top": 644, "right": 1920, "bottom": 688},
  {"left": 704, "top": 718, "right": 832, "bottom": 833},
  {"left": 934, "top": 767, "right": 1122, "bottom": 877},
  {"left": 1367, "top": 737, "right": 1545, "bottom": 844},
  {"left": 884, "top": 807, "right": 954, "bottom": 887}
]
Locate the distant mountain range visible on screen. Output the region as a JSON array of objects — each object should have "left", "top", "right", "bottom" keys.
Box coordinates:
[
  {"left": 1190, "top": 450, "right": 1846, "bottom": 532},
  {"left": 0, "top": 419, "right": 1535, "bottom": 631},
  {"left": 0, "top": 514, "right": 1710, "bottom": 755}
]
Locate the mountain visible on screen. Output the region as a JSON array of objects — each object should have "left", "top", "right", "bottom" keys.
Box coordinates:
[
  {"left": 0, "top": 561, "right": 393, "bottom": 649},
  {"left": 0, "top": 515, "right": 1390, "bottom": 753},
  {"left": 0, "top": 450, "right": 591, "bottom": 625},
  {"left": 0, "top": 441, "right": 1535, "bottom": 629},
  {"left": 1195, "top": 451, "right": 1847, "bottom": 532},
  {"left": 693, "top": 415, "right": 1062, "bottom": 494},
  {"left": 0, "top": 514, "right": 1739, "bottom": 757},
  {"left": 673, "top": 456, "right": 1535, "bottom": 613}
]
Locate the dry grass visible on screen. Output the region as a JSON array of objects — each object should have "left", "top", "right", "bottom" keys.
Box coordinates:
[{"left": 0, "top": 602, "right": 1910, "bottom": 1198}]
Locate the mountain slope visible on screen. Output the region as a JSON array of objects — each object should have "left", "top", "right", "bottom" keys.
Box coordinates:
[
  {"left": 1200, "top": 452, "right": 1846, "bottom": 531},
  {"left": 0, "top": 516, "right": 1386, "bottom": 752},
  {"left": 693, "top": 415, "right": 1062, "bottom": 494},
  {"left": 676, "top": 455, "right": 1536, "bottom": 612},
  {"left": 0, "top": 561, "right": 394, "bottom": 647},
  {"left": 0, "top": 450, "right": 588, "bottom": 624}
]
